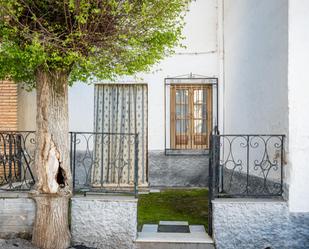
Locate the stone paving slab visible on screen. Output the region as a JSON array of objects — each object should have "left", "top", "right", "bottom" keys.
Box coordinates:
[
  {"left": 136, "top": 231, "right": 213, "bottom": 243},
  {"left": 142, "top": 224, "right": 158, "bottom": 232},
  {"left": 159, "top": 221, "right": 189, "bottom": 226},
  {"left": 189, "top": 225, "right": 206, "bottom": 233},
  {"left": 149, "top": 189, "right": 161, "bottom": 193},
  {"left": 158, "top": 224, "right": 190, "bottom": 233}
]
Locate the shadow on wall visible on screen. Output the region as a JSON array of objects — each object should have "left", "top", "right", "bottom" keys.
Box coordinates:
[{"left": 148, "top": 151, "right": 209, "bottom": 187}]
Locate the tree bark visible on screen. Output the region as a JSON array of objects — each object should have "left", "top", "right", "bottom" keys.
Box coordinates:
[{"left": 31, "top": 69, "right": 72, "bottom": 249}]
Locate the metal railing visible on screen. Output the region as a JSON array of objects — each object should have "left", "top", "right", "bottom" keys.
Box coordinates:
[
  {"left": 70, "top": 132, "right": 139, "bottom": 196},
  {"left": 208, "top": 132, "right": 285, "bottom": 236},
  {"left": 0, "top": 131, "right": 139, "bottom": 196},
  {"left": 0, "top": 131, "right": 36, "bottom": 191},
  {"left": 209, "top": 134, "right": 285, "bottom": 198}
]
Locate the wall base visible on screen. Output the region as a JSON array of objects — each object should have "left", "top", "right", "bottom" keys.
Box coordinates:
[
  {"left": 0, "top": 193, "right": 138, "bottom": 249},
  {"left": 71, "top": 195, "right": 137, "bottom": 249},
  {"left": 0, "top": 194, "right": 35, "bottom": 239},
  {"left": 148, "top": 150, "right": 208, "bottom": 187},
  {"left": 212, "top": 199, "right": 309, "bottom": 249}
]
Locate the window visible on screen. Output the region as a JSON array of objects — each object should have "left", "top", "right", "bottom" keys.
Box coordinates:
[{"left": 170, "top": 84, "right": 212, "bottom": 150}]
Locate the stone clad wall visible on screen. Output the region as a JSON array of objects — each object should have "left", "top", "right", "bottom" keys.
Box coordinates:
[
  {"left": 148, "top": 151, "right": 209, "bottom": 187},
  {"left": 0, "top": 194, "right": 35, "bottom": 239},
  {"left": 0, "top": 194, "right": 138, "bottom": 249},
  {"left": 71, "top": 196, "right": 137, "bottom": 249},
  {"left": 212, "top": 199, "right": 309, "bottom": 249}
]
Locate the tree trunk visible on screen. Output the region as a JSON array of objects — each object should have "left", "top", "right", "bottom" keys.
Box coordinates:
[{"left": 31, "top": 69, "right": 72, "bottom": 249}]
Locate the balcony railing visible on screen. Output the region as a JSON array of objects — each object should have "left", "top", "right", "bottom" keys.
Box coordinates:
[
  {"left": 209, "top": 134, "right": 285, "bottom": 198},
  {"left": 0, "top": 131, "right": 139, "bottom": 196}
]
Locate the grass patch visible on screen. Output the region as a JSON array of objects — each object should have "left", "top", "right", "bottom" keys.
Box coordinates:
[{"left": 137, "top": 188, "right": 209, "bottom": 231}]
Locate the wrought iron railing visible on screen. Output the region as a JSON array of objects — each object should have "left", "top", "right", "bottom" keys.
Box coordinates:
[
  {"left": 0, "top": 131, "right": 139, "bottom": 196},
  {"left": 209, "top": 134, "right": 285, "bottom": 198},
  {"left": 70, "top": 132, "right": 139, "bottom": 196},
  {"left": 0, "top": 131, "right": 36, "bottom": 191},
  {"left": 208, "top": 133, "right": 285, "bottom": 236}
]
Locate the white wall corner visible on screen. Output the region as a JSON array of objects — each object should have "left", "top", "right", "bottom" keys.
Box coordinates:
[
  {"left": 287, "top": 0, "right": 309, "bottom": 212},
  {"left": 216, "top": 0, "right": 225, "bottom": 134}
]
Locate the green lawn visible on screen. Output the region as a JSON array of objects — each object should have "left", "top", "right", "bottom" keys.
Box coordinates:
[{"left": 137, "top": 189, "right": 209, "bottom": 231}]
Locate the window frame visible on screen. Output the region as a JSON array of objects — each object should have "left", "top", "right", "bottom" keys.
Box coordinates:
[
  {"left": 164, "top": 76, "right": 218, "bottom": 155},
  {"left": 170, "top": 84, "right": 213, "bottom": 150}
]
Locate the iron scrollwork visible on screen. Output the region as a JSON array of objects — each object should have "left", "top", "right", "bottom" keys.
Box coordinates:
[
  {"left": 0, "top": 131, "right": 139, "bottom": 196},
  {"left": 210, "top": 134, "right": 285, "bottom": 198},
  {"left": 0, "top": 131, "right": 36, "bottom": 191},
  {"left": 70, "top": 132, "right": 139, "bottom": 195}
]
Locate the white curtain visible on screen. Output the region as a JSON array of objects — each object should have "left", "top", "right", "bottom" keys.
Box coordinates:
[{"left": 92, "top": 84, "right": 147, "bottom": 188}]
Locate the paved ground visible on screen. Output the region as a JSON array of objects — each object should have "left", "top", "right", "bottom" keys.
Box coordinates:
[
  {"left": 0, "top": 239, "right": 39, "bottom": 249},
  {"left": 0, "top": 239, "right": 96, "bottom": 249}
]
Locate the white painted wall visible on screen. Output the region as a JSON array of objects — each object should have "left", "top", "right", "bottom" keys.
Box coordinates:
[
  {"left": 287, "top": 0, "right": 309, "bottom": 212},
  {"left": 18, "top": 0, "right": 219, "bottom": 150},
  {"left": 221, "top": 0, "right": 309, "bottom": 212},
  {"left": 15, "top": 0, "right": 309, "bottom": 212},
  {"left": 68, "top": 82, "right": 94, "bottom": 132},
  {"left": 17, "top": 83, "right": 95, "bottom": 132},
  {"left": 69, "top": 0, "right": 218, "bottom": 150},
  {"left": 222, "top": 0, "right": 289, "bottom": 135},
  {"left": 17, "top": 86, "right": 36, "bottom": 131}
]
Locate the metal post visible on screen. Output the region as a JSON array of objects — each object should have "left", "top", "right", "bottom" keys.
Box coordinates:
[
  {"left": 72, "top": 133, "right": 77, "bottom": 190},
  {"left": 214, "top": 135, "right": 220, "bottom": 196},
  {"left": 69, "top": 132, "right": 73, "bottom": 172},
  {"left": 208, "top": 134, "right": 214, "bottom": 236},
  {"left": 246, "top": 135, "right": 250, "bottom": 194},
  {"left": 16, "top": 134, "right": 22, "bottom": 181},
  {"left": 8, "top": 134, "right": 13, "bottom": 185},
  {"left": 134, "top": 134, "right": 139, "bottom": 198},
  {"left": 280, "top": 135, "right": 284, "bottom": 196}
]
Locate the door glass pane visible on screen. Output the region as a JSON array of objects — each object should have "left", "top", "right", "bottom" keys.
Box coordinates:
[
  {"left": 194, "top": 120, "right": 206, "bottom": 134},
  {"left": 194, "top": 105, "right": 207, "bottom": 119},
  {"left": 176, "top": 104, "right": 188, "bottom": 118},
  {"left": 176, "top": 120, "right": 188, "bottom": 133},
  {"left": 176, "top": 89, "right": 188, "bottom": 104},
  {"left": 171, "top": 85, "right": 211, "bottom": 149},
  {"left": 194, "top": 89, "right": 207, "bottom": 104}
]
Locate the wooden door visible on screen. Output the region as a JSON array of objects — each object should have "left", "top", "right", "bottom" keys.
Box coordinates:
[{"left": 170, "top": 84, "right": 212, "bottom": 150}]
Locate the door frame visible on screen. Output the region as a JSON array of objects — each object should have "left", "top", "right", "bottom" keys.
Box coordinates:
[{"left": 170, "top": 84, "right": 213, "bottom": 150}]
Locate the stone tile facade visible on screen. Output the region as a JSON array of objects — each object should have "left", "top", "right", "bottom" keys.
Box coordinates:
[
  {"left": 71, "top": 196, "right": 137, "bottom": 249},
  {"left": 148, "top": 150, "right": 209, "bottom": 187},
  {"left": 0, "top": 194, "right": 138, "bottom": 249},
  {"left": 0, "top": 195, "right": 35, "bottom": 239},
  {"left": 212, "top": 199, "right": 309, "bottom": 249}
]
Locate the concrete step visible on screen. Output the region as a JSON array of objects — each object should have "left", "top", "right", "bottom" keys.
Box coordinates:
[
  {"left": 135, "top": 242, "right": 215, "bottom": 249},
  {"left": 135, "top": 224, "right": 215, "bottom": 249}
]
